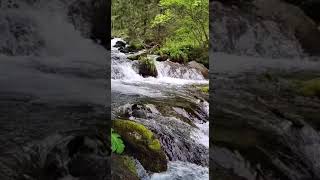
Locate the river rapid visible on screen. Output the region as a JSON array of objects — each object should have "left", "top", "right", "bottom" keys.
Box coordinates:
[{"left": 111, "top": 38, "right": 209, "bottom": 179}]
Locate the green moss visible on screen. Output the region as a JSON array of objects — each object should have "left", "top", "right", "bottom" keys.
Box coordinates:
[
  {"left": 114, "top": 120, "right": 154, "bottom": 142},
  {"left": 113, "top": 120, "right": 161, "bottom": 151},
  {"left": 112, "top": 119, "right": 167, "bottom": 172},
  {"left": 199, "top": 86, "right": 209, "bottom": 94},
  {"left": 121, "top": 156, "right": 137, "bottom": 174},
  {"left": 112, "top": 155, "right": 139, "bottom": 180},
  {"left": 297, "top": 78, "right": 320, "bottom": 97},
  {"left": 148, "top": 139, "right": 161, "bottom": 151}
]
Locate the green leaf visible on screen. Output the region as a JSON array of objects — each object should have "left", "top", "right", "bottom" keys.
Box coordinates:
[{"left": 111, "top": 128, "right": 125, "bottom": 154}]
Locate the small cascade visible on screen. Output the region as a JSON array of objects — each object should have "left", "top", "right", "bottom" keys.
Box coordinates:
[
  {"left": 111, "top": 38, "right": 207, "bottom": 82},
  {"left": 155, "top": 61, "right": 205, "bottom": 80}
]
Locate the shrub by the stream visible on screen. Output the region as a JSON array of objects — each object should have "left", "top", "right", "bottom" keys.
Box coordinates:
[
  {"left": 112, "top": 0, "right": 209, "bottom": 67},
  {"left": 157, "top": 37, "right": 209, "bottom": 67}
]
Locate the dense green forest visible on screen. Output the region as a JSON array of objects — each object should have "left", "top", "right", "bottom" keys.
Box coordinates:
[{"left": 112, "top": 0, "right": 209, "bottom": 67}]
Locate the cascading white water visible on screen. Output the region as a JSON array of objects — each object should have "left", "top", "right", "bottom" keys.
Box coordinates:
[
  {"left": 150, "top": 161, "right": 209, "bottom": 180},
  {"left": 111, "top": 38, "right": 143, "bottom": 80},
  {"left": 155, "top": 61, "right": 205, "bottom": 80},
  {"left": 111, "top": 38, "right": 209, "bottom": 179},
  {"left": 111, "top": 38, "right": 208, "bottom": 84}
]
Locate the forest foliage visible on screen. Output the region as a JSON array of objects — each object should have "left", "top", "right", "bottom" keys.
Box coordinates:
[{"left": 112, "top": 0, "right": 209, "bottom": 67}]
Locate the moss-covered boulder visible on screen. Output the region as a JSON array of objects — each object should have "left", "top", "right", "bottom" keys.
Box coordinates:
[
  {"left": 138, "top": 57, "right": 158, "bottom": 77},
  {"left": 111, "top": 155, "right": 139, "bottom": 180},
  {"left": 113, "top": 120, "right": 167, "bottom": 172}
]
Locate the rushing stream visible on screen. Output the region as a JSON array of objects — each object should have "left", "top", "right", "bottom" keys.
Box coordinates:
[{"left": 111, "top": 38, "right": 209, "bottom": 179}]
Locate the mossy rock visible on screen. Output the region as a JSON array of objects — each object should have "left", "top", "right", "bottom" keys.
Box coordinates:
[
  {"left": 297, "top": 78, "right": 320, "bottom": 97},
  {"left": 111, "top": 155, "right": 139, "bottom": 180},
  {"left": 112, "top": 120, "right": 167, "bottom": 172},
  {"left": 138, "top": 57, "right": 158, "bottom": 77}
]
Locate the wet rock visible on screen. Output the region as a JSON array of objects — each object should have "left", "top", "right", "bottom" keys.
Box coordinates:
[
  {"left": 116, "top": 103, "right": 155, "bottom": 119},
  {"left": 156, "top": 55, "right": 169, "bottom": 62},
  {"left": 119, "top": 45, "right": 142, "bottom": 54},
  {"left": 131, "top": 104, "right": 148, "bottom": 119},
  {"left": 188, "top": 61, "right": 209, "bottom": 79},
  {"left": 113, "top": 120, "right": 167, "bottom": 172},
  {"left": 113, "top": 41, "right": 126, "bottom": 48}
]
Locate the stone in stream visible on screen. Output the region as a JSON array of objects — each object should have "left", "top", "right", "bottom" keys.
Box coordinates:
[
  {"left": 131, "top": 104, "right": 148, "bottom": 119},
  {"left": 112, "top": 120, "right": 167, "bottom": 173},
  {"left": 188, "top": 61, "right": 209, "bottom": 79},
  {"left": 156, "top": 55, "right": 169, "bottom": 62},
  {"left": 113, "top": 41, "right": 126, "bottom": 48},
  {"left": 120, "top": 45, "right": 142, "bottom": 54}
]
